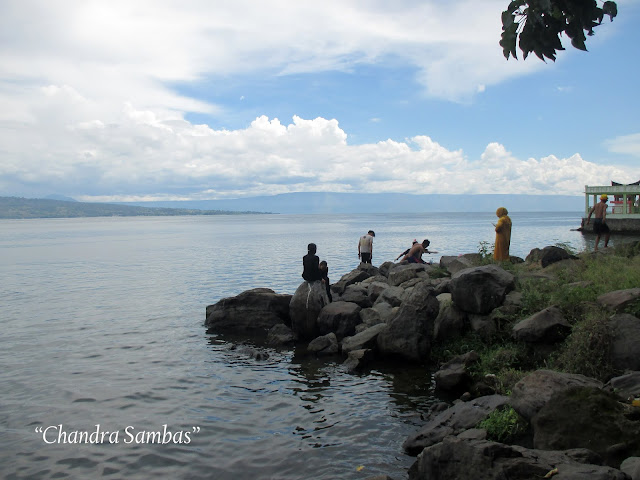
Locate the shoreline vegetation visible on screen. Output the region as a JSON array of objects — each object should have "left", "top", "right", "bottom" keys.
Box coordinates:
[
  {"left": 0, "top": 196, "right": 269, "bottom": 219},
  {"left": 205, "top": 241, "right": 640, "bottom": 480}
]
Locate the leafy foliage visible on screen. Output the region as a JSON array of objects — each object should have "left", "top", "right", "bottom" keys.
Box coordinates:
[
  {"left": 550, "top": 307, "right": 616, "bottom": 381},
  {"left": 500, "top": 0, "right": 618, "bottom": 61},
  {"left": 477, "top": 406, "right": 529, "bottom": 443}
]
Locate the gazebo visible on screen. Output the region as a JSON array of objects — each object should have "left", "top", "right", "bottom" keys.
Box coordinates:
[{"left": 581, "top": 181, "right": 640, "bottom": 233}]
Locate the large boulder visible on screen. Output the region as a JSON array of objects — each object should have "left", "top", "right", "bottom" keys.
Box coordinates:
[
  {"left": 433, "top": 303, "right": 467, "bottom": 342},
  {"left": 377, "top": 281, "right": 440, "bottom": 362},
  {"left": 307, "top": 332, "right": 339, "bottom": 356},
  {"left": 367, "top": 281, "right": 391, "bottom": 302},
  {"left": 526, "top": 245, "right": 577, "bottom": 268},
  {"left": 289, "top": 281, "right": 330, "bottom": 340},
  {"left": 510, "top": 369, "right": 603, "bottom": 421},
  {"left": 403, "top": 394, "right": 509, "bottom": 455},
  {"left": 598, "top": 289, "right": 640, "bottom": 313},
  {"left": 434, "top": 351, "right": 479, "bottom": 393},
  {"left": 205, "top": 288, "right": 292, "bottom": 334},
  {"left": 408, "top": 436, "right": 629, "bottom": 480},
  {"left": 331, "top": 268, "right": 372, "bottom": 295},
  {"left": 338, "top": 284, "right": 371, "bottom": 308},
  {"left": 439, "top": 254, "right": 479, "bottom": 275},
  {"left": 609, "top": 314, "right": 640, "bottom": 371},
  {"left": 449, "top": 265, "right": 515, "bottom": 315},
  {"left": 532, "top": 386, "right": 640, "bottom": 467},
  {"left": 540, "top": 245, "right": 576, "bottom": 268},
  {"left": 377, "top": 261, "right": 395, "bottom": 278},
  {"left": 369, "top": 302, "right": 399, "bottom": 324},
  {"left": 373, "top": 285, "right": 405, "bottom": 308},
  {"left": 316, "top": 301, "right": 362, "bottom": 340},
  {"left": 341, "top": 323, "right": 387, "bottom": 354},
  {"left": 512, "top": 306, "right": 571, "bottom": 343},
  {"left": 606, "top": 372, "right": 640, "bottom": 400},
  {"left": 266, "top": 324, "right": 296, "bottom": 346},
  {"left": 621, "top": 457, "right": 640, "bottom": 480},
  {"left": 387, "top": 263, "right": 430, "bottom": 287}
]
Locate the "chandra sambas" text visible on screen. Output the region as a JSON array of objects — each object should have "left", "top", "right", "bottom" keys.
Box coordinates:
[{"left": 34, "top": 424, "right": 201, "bottom": 444}]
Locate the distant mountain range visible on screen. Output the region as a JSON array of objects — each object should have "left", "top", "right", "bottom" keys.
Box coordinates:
[
  {"left": 0, "top": 196, "right": 264, "bottom": 219},
  {"left": 121, "top": 192, "right": 584, "bottom": 214},
  {"left": 1, "top": 192, "right": 584, "bottom": 219}
]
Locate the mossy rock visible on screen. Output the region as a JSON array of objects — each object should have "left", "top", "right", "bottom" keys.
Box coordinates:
[{"left": 532, "top": 386, "right": 640, "bottom": 468}]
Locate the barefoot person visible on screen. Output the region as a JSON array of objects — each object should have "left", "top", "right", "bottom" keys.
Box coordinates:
[
  {"left": 395, "top": 240, "right": 417, "bottom": 261},
  {"left": 358, "top": 230, "right": 375, "bottom": 264},
  {"left": 586, "top": 194, "right": 610, "bottom": 251},
  {"left": 402, "top": 239, "right": 436, "bottom": 264}
]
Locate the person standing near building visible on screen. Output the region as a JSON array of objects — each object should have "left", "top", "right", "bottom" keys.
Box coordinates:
[
  {"left": 358, "top": 230, "right": 375, "bottom": 264},
  {"left": 493, "top": 207, "right": 512, "bottom": 261},
  {"left": 586, "top": 194, "right": 610, "bottom": 251}
]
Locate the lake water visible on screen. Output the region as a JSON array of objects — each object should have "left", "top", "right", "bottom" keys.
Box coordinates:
[{"left": 0, "top": 212, "right": 608, "bottom": 479}]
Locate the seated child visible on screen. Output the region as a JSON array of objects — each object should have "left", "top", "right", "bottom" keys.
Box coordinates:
[{"left": 319, "top": 260, "right": 332, "bottom": 302}]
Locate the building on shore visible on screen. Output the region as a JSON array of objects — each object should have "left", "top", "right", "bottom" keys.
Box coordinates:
[{"left": 580, "top": 181, "right": 640, "bottom": 233}]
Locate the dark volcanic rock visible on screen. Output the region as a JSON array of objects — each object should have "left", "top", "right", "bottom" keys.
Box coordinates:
[
  {"left": 510, "top": 369, "right": 604, "bottom": 421},
  {"left": 205, "top": 288, "right": 291, "bottom": 334},
  {"left": 408, "top": 436, "right": 629, "bottom": 480},
  {"left": 449, "top": 265, "right": 515, "bottom": 315},
  {"left": 316, "top": 301, "right": 362, "bottom": 340},
  {"left": 289, "top": 281, "right": 329, "bottom": 340},
  {"left": 512, "top": 306, "right": 571, "bottom": 343},
  {"left": 377, "top": 281, "right": 439, "bottom": 362},
  {"left": 532, "top": 386, "right": 640, "bottom": 467}
]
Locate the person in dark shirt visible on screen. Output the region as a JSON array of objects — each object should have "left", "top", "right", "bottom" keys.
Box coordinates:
[
  {"left": 319, "top": 260, "right": 332, "bottom": 302},
  {"left": 302, "top": 243, "right": 322, "bottom": 282}
]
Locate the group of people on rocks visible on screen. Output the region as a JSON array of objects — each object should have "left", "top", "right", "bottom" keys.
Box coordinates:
[{"left": 301, "top": 206, "right": 515, "bottom": 296}]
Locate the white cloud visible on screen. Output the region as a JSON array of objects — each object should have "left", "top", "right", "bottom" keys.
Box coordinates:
[
  {"left": 0, "top": 0, "right": 537, "bottom": 111},
  {"left": 1, "top": 92, "right": 637, "bottom": 200},
  {"left": 0, "top": 1, "right": 633, "bottom": 200},
  {"left": 605, "top": 133, "right": 640, "bottom": 158}
]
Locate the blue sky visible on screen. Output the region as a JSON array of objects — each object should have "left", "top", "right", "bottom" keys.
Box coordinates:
[{"left": 1, "top": 0, "right": 639, "bottom": 202}]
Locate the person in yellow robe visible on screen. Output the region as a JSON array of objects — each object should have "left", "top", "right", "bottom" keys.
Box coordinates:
[{"left": 493, "top": 207, "right": 512, "bottom": 261}]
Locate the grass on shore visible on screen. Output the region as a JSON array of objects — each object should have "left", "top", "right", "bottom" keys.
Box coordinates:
[{"left": 432, "top": 242, "right": 640, "bottom": 394}]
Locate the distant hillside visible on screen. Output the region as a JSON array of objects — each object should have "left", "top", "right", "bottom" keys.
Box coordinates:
[
  {"left": 122, "top": 192, "right": 585, "bottom": 214},
  {"left": 0, "top": 197, "right": 268, "bottom": 219}
]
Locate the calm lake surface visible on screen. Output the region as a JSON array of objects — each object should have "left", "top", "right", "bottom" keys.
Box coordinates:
[{"left": 0, "top": 212, "right": 611, "bottom": 479}]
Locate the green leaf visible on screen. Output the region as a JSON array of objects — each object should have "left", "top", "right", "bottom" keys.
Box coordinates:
[
  {"left": 500, "top": 22, "right": 519, "bottom": 59},
  {"left": 507, "top": 0, "right": 526, "bottom": 14},
  {"left": 603, "top": 1, "right": 618, "bottom": 20},
  {"left": 502, "top": 10, "right": 515, "bottom": 28},
  {"left": 571, "top": 34, "right": 587, "bottom": 51}
]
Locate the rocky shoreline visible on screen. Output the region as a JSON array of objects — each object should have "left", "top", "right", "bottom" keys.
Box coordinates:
[{"left": 205, "top": 243, "right": 640, "bottom": 480}]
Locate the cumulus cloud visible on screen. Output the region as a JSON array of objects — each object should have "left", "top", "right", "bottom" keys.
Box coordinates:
[
  {"left": 0, "top": 90, "right": 637, "bottom": 201},
  {"left": 0, "top": 1, "right": 634, "bottom": 201}
]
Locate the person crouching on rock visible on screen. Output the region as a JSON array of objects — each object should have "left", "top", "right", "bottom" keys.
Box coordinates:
[
  {"left": 302, "top": 243, "right": 323, "bottom": 282},
  {"left": 319, "top": 260, "right": 332, "bottom": 302},
  {"left": 402, "top": 239, "right": 436, "bottom": 264}
]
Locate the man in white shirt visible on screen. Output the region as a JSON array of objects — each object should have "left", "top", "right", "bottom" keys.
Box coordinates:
[{"left": 358, "top": 230, "right": 375, "bottom": 264}]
